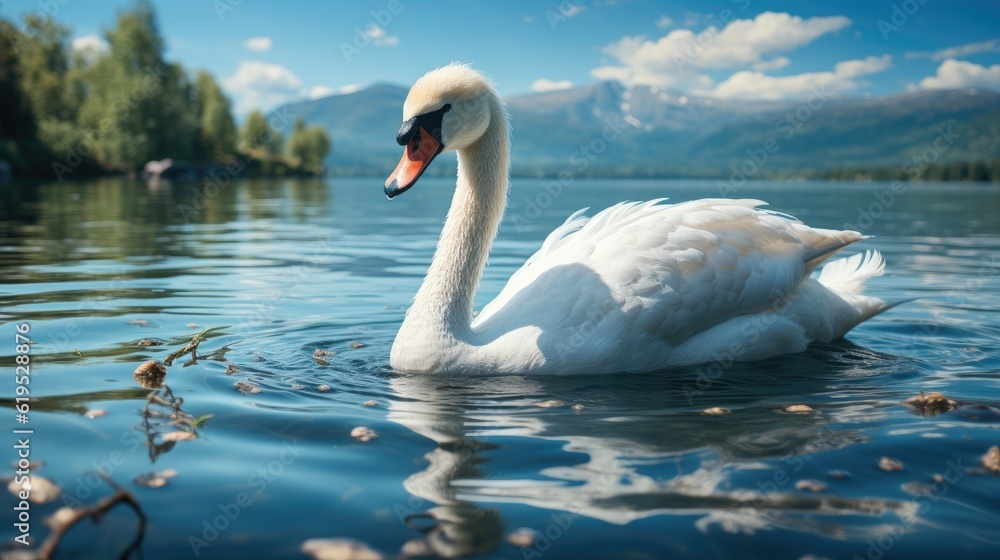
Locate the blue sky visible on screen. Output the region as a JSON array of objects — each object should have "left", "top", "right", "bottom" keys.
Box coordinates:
[{"left": 3, "top": 0, "right": 999, "bottom": 115}]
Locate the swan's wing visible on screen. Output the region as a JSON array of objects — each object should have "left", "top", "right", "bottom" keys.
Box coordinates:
[{"left": 473, "top": 199, "right": 863, "bottom": 345}]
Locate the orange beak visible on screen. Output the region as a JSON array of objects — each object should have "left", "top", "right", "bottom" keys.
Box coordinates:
[{"left": 384, "top": 127, "right": 442, "bottom": 199}]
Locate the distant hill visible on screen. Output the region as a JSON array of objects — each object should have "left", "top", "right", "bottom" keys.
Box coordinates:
[{"left": 272, "top": 82, "right": 1000, "bottom": 178}]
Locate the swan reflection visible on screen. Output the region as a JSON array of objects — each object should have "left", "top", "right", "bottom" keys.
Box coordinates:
[{"left": 387, "top": 360, "right": 918, "bottom": 557}]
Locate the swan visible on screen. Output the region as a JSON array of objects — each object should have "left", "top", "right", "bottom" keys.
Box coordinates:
[{"left": 384, "top": 63, "right": 902, "bottom": 374}]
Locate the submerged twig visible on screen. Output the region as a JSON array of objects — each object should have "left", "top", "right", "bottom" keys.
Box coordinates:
[
  {"left": 163, "top": 326, "right": 227, "bottom": 366},
  {"left": 36, "top": 476, "right": 146, "bottom": 560},
  {"left": 140, "top": 385, "right": 204, "bottom": 462}
]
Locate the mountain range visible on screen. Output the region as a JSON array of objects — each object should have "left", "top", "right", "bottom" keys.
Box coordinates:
[{"left": 273, "top": 81, "right": 1000, "bottom": 178}]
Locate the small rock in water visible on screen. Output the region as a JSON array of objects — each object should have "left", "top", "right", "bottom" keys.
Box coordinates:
[
  {"left": 932, "top": 473, "right": 944, "bottom": 483},
  {"left": 317, "top": 384, "right": 331, "bottom": 392},
  {"left": 350, "top": 342, "right": 365, "bottom": 349},
  {"left": 982, "top": 445, "right": 1000, "bottom": 473},
  {"left": 186, "top": 323, "right": 200, "bottom": 329},
  {"left": 291, "top": 384, "right": 306, "bottom": 390},
  {"left": 45, "top": 507, "right": 77, "bottom": 530},
  {"left": 225, "top": 362, "right": 240, "bottom": 375},
  {"left": 701, "top": 407, "right": 730, "bottom": 415},
  {"left": 351, "top": 427, "right": 378, "bottom": 442},
  {"left": 161, "top": 431, "right": 197, "bottom": 442},
  {"left": 537, "top": 399, "right": 565, "bottom": 408},
  {"left": 128, "top": 319, "right": 149, "bottom": 326},
  {"left": 900, "top": 481, "right": 934, "bottom": 496},
  {"left": 136, "top": 339, "right": 163, "bottom": 346},
  {"left": 134, "top": 469, "right": 177, "bottom": 489},
  {"left": 795, "top": 479, "right": 827, "bottom": 492},
  {"left": 902, "top": 391, "right": 959, "bottom": 416},
  {"left": 506, "top": 528, "right": 537, "bottom": 548},
  {"left": 783, "top": 404, "right": 813, "bottom": 413},
  {"left": 85, "top": 409, "right": 107, "bottom": 419},
  {"left": 133, "top": 360, "right": 167, "bottom": 389},
  {"left": 8, "top": 475, "right": 61, "bottom": 504},
  {"left": 361, "top": 400, "right": 378, "bottom": 407},
  {"left": 235, "top": 381, "right": 261, "bottom": 394},
  {"left": 400, "top": 538, "right": 432, "bottom": 557},
  {"left": 314, "top": 348, "right": 336, "bottom": 357},
  {"left": 571, "top": 403, "right": 585, "bottom": 412},
  {"left": 301, "top": 538, "right": 384, "bottom": 560},
  {"left": 879, "top": 456, "right": 904, "bottom": 472},
  {"left": 827, "top": 470, "right": 851, "bottom": 480}
]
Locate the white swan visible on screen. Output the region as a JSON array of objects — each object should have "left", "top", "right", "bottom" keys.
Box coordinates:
[{"left": 384, "top": 64, "right": 901, "bottom": 374}]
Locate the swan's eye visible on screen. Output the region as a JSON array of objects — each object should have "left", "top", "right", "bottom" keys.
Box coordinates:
[{"left": 443, "top": 103, "right": 451, "bottom": 112}]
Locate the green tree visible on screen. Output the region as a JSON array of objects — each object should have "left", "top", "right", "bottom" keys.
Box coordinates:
[
  {"left": 77, "top": 0, "right": 196, "bottom": 169},
  {"left": 287, "top": 118, "right": 331, "bottom": 170},
  {"left": 193, "top": 71, "right": 236, "bottom": 161},
  {"left": 0, "top": 19, "right": 34, "bottom": 138},
  {"left": 240, "top": 109, "right": 282, "bottom": 155}
]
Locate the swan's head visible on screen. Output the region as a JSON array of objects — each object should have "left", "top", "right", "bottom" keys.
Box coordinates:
[{"left": 384, "top": 63, "right": 494, "bottom": 199}]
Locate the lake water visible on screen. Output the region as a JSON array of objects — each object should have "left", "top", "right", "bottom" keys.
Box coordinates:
[{"left": 1, "top": 177, "right": 999, "bottom": 559}]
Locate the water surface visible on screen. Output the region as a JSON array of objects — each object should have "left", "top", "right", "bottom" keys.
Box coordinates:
[{"left": 2, "top": 177, "right": 999, "bottom": 559}]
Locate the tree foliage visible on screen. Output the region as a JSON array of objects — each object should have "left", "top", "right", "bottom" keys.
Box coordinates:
[
  {"left": 240, "top": 110, "right": 283, "bottom": 155},
  {"left": 1, "top": 0, "right": 327, "bottom": 177},
  {"left": 194, "top": 71, "right": 237, "bottom": 161},
  {"left": 287, "top": 118, "right": 331, "bottom": 170}
]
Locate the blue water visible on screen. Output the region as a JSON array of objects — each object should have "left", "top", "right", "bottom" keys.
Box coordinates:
[{"left": 2, "top": 177, "right": 999, "bottom": 559}]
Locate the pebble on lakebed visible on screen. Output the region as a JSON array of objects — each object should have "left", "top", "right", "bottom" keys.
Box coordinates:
[
  {"left": 506, "top": 528, "right": 537, "bottom": 548},
  {"left": 362, "top": 400, "right": 378, "bottom": 407},
  {"left": 537, "top": 399, "right": 565, "bottom": 408},
  {"left": 701, "top": 407, "right": 730, "bottom": 415},
  {"left": 879, "top": 457, "right": 904, "bottom": 472},
  {"left": 783, "top": 404, "right": 813, "bottom": 413},
  {"left": 350, "top": 342, "right": 365, "bottom": 349},
  {"left": 161, "top": 431, "right": 197, "bottom": 442},
  {"left": 134, "top": 468, "right": 177, "bottom": 489},
  {"left": 136, "top": 339, "right": 163, "bottom": 346},
  {"left": 795, "top": 479, "right": 827, "bottom": 492},
  {"left": 7, "top": 475, "right": 61, "bottom": 504},
  {"left": 902, "top": 391, "right": 959, "bottom": 416},
  {"left": 133, "top": 360, "right": 167, "bottom": 389},
  {"left": 301, "top": 538, "right": 384, "bottom": 560},
  {"left": 983, "top": 446, "right": 1000, "bottom": 473},
  {"left": 85, "top": 409, "right": 107, "bottom": 419},
  {"left": 235, "top": 381, "right": 262, "bottom": 394},
  {"left": 351, "top": 427, "right": 378, "bottom": 442}
]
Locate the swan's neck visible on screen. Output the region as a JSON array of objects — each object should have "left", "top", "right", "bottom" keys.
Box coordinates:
[{"left": 404, "top": 97, "right": 508, "bottom": 340}]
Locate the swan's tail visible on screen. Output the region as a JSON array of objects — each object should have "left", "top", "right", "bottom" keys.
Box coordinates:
[{"left": 817, "top": 250, "right": 912, "bottom": 322}]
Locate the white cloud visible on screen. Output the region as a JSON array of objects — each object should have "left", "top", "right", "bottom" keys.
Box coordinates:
[
  {"left": 71, "top": 34, "right": 108, "bottom": 55},
  {"left": 243, "top": 36, "right": 272, "bottom": 52},
  {"left": 656, "top": 15, "right": 673, "bottom": 28},
  {"left": 700, "top": 55, "right": 892, "bottom": 100},
  {"left": 752, "top": 56, "right": 790, "bottom": 71},
  {"left": 907, "top": 38, "right": 1000, "bottom": 61},
  {"left": 591, "top": 11, "right": 852, "bottom": 88},
  {"left": 531, "top": 78, "right": 573, "bottom": 92},
  {"left": 364, "top": 25, "right": 399, "bottom": 46},
  {"left": 336, "top": 84, "right": 364, "bottom": 95},
  {"left": 222, "top": 61, "right": 303, "bottom": 114},
  {"left": 918, "top": 59, "right": 1000, "bottom": 90},
  {"left": 308, "top": 85, "right": 337, "bottom": 100},
  {"left": 683, "top": 11, "right": 702, "bottom": 26}
]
